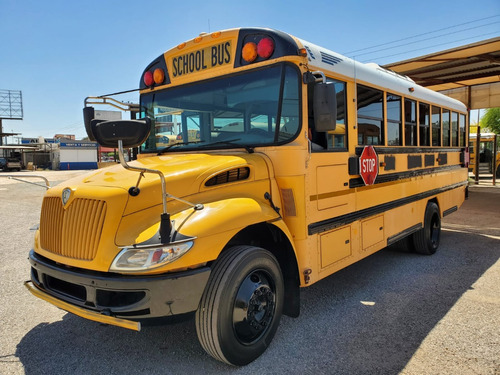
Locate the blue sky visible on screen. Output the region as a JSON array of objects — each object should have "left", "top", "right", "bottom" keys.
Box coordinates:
[{"left": 1, "top": 0, "right": 499, "bottom": 141}]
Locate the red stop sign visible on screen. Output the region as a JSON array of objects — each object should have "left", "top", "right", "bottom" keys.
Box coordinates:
[{"left": 359, "top": 146, "right": 378, "bottom": 185}]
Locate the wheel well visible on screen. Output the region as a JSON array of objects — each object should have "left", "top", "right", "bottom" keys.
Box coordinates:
[
  {"left": 428, "top": 198, "right": 440, "bottom": 214},
  {"left": 222, "top": 222, "right": 300, "bottom": 318}
]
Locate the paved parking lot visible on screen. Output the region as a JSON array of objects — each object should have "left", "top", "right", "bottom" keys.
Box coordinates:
[{"left": 1, "top": 171, "right": 499, "bottom": 374}]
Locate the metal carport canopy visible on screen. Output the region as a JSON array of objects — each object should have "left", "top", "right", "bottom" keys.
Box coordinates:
[{"left": 383, "top": 37, "right": 500, "bottom": 110}]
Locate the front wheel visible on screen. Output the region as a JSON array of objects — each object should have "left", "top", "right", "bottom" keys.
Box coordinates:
[
  {"left": 412, "top": 202, "right": 441, "bottom": 255},
  {"left": 196, "top": 246, "right": 284, "bottom": 366}
]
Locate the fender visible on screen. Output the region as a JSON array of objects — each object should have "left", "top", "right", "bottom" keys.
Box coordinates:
[
  {"left": 116, "top": 197, "right": 296, "bottom": 274},
  {"left": 173, "top": 197, "right": 281, "bottom": 238}
]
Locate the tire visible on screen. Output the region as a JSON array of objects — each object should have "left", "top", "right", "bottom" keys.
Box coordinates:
[
  {"left": 196, "top": 246, "right": 284, "bottom": 366},
  {"left": 412, "top": 202, "right": 441, "bottom": 255}
]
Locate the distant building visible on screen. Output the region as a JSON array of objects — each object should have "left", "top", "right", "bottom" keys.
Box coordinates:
[
  {"left": 54, "top": 134, "right": 76, "bottom": 140},
  {"left": 57, "top": 140, "right": 98, "bottom": 170},
  {"left": 19, "top": 136, "right": 98, "bottom": 170}
]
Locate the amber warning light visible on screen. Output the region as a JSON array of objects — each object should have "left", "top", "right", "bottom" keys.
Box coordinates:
[
  {"left": 242, "top": 37, "right": 275, "bottom": 63},
  {"left": 143, "top": 68, "right": 166, "bottom": 87}
]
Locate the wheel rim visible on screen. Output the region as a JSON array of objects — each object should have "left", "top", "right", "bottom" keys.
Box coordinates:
[
  {"left": 232, "top": 270, "right": 276, "bottom": 345},
  {"left": 430, "top": 213, "right": 440, "bottom": 248}
]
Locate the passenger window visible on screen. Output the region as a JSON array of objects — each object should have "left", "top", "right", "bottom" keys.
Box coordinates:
[
  {"left": 405, "top": 99, "right": 418, "bottom": 146},
  {"left": 387, "top": 93, "right": 402, "bottom": 146},
  {"left": 459, "top": 114, "right": 466, "bottom": 147},
  {"left": 442, "top": 109, "right": 450, "bottom": 146},
  {"left": 451, "top": 112, "right": 459, "bottom": 147},
  {"left": 357, "top": 85, "right": 384, "bottom": 145},
  {"left": 419, "top": 102, "right": 430, "bottom": 146},
  {"left": 432, "top": 106, "right": 441, "bottom": 146}
]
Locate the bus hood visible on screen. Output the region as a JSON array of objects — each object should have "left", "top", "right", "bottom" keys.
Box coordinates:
[{"left": 78, "top": 152, "right": 272, "bottom": 215}]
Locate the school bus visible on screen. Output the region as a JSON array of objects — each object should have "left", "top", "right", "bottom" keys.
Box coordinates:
[
  {"left": 469, "top": 126, "right": 499, "bottom": 178},
  {"left": 26, "top": 28, "right": 469, "bottom": 366}
]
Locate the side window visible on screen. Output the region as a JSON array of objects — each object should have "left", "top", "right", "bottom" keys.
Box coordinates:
[
  {"left": 432, "top": 106, "right": 441, "bottom": 146},
  {"left": 451, "top": 112, "right": 459, "bottom": 147},
  {"left": 326, "top": 78, "right": 347, "bottom": 150},
  {"left": 357, "top": 84, "right": 384, "bottom": 145},
  {"left": 459, "top": 114, "right": 466, "bottom": 147},
  {"left": 442, "top": 109, "right": 450, "bottom": 146},
  {"left": 387, "top": 93, "right": 402, "bottom": 146},
  {"left": 419, "top": 102, "right": 430, "bottom": 146},
  {"left": 405, "top": 99, "right": 418, "bottom": 146},
  {"left": 308, "top": 77, "right": 347, "bottom": 151}
]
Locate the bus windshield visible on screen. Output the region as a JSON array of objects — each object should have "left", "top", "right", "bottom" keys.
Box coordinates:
[{"left": 140, "top": 63, "right": 300, "bottom": 153}]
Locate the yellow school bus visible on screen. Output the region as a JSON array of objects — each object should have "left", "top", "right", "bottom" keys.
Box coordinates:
[
  {"left": 26, "top": 28, "right": 469, "bottom": 365},
  {"left": 469, "top": 126, "right": 499, "bottom": 178}
]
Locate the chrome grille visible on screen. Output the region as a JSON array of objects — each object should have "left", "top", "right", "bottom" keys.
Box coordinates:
[{"left": 40, "top": 197, "right": 107, "bottom": 260}]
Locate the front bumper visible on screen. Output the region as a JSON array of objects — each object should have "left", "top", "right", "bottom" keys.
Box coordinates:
[{"left": 28, "top": 250, "right": 210, "bottom": 328}]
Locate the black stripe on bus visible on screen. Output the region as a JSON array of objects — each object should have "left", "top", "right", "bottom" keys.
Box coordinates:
[
  {"left": 354, "top": 146, "right": 464, "bottom": 155},
  {"left": 443, "top": 206, "right": 458, "bottom": 217},
  {"left": 387, "top": 223, "right": 422, "bottom": 246},
  {"left": 349, "top": 164, "right": 463, "bottom": 188},
  {"left": 308, "top": 181, "right": 467, "bottom": 235}
]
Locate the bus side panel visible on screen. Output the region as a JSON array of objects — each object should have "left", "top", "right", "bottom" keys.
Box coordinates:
[{"left": 312, "top": 183, "right": 465, "bottom": 284}]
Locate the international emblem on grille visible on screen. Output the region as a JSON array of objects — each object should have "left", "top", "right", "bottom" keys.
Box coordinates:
[{"left": 62, "top": 188, "right": 71, "bottom": 206}]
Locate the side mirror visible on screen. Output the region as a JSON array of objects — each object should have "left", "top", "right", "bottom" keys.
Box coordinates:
[
  {"left": 313, "top": 83, "right": 337, "bottom": 132},
  {"left": 83, "top": 106, "right": 97, "bottom": 141},
  {"left": 92, "top": 118, "right": 152, "bottom": 148}
]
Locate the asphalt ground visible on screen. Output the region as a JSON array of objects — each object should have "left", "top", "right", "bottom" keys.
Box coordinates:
[{"left": 1, "top": 171, "right": 499, "bottom": 375}]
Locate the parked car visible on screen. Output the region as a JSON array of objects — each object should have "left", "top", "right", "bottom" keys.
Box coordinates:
[{"left": 0, "top": 157, "right": 22, "bottom": 171}]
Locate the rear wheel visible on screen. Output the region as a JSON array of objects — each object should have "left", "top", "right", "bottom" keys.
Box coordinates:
[
  {"left": 196, "top": 246, "right": 284, "bottom": 366},
  {"left": 412, "top": 202, "right": 441, "bottom": 255}
]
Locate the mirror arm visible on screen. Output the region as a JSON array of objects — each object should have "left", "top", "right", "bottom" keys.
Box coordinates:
[
  {"left": 311, "top": 71, "right": 326, "bottom": 83},
  {"left": 118, "top": 140, "right": 168, "bottom": 214},
  {"left": 118, "top": 140, "right": 172, "bottom": 243}
]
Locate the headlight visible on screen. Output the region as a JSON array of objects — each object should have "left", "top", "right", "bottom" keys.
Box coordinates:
[{"left": 110, "top": 241, "right": 193, "bottom": 272}]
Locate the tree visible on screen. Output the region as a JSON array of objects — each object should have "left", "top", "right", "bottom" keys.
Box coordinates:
[{"left": 480, "top": 107, "right": 500, "bottom": 134}]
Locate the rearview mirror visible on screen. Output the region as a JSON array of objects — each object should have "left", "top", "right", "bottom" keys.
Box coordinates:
[
  {"left": 92, "top": 118, "right": 152, "bottom": 148},
  {"left": 313, "top": 83, "right": 337, "bottom": 132}
]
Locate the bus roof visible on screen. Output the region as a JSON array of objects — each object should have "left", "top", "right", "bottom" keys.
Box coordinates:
[
  {"left": 141, "top": 27, "right": 467, "bottom": 114},
  {"left": 296, "top": 37, "right": 467, "bottom": 113}
]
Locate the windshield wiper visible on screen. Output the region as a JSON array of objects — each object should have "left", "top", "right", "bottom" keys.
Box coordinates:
[
  {"left": 209, "top": 139, "right": 254, "bottom": 153},
  {"left": 157, "top": 138, "right": 254, "bottom": 155},
  {"left": 157, "top": 140, "right": 202, "bottom": 155}
]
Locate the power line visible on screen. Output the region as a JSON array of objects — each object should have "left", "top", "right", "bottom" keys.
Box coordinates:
[
  {"left": 351, "top": 21, "right": 499, "bottom": 58},
  {"left": 342, "top": 14, "right": 500, "bottom": 55},
  {"left": 361, "top": 31, "right": 500, "bottom": 63}
]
